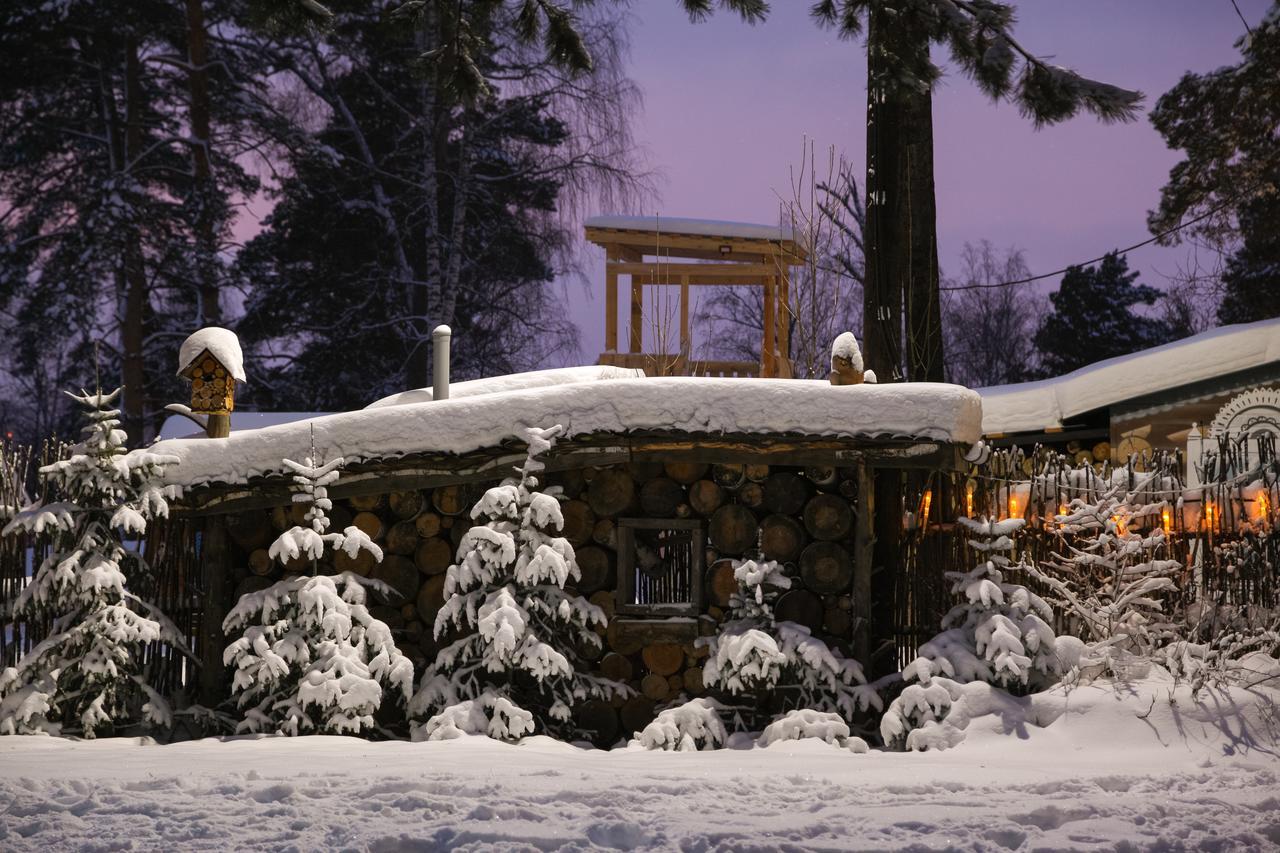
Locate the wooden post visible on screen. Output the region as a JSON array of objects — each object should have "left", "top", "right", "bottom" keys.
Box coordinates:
[
  {"left": 679, "top": 274, "right": 690, "bottom": 357},
  {"left": 870, "top": 466, "right": 902, "bottom": 677},
  {"left": 778, "top": 262, "right": 791, "bottom": 376},
  {"left": 630, "top": 277, "right": 643, "bottom": 354},
  {"left": 205, "top": 413, "right": 230, "bottom": 438},
  {"left": 198, "top": 514, "right": 231, "bottom": 707},
  {"left": 605, "top": 257, "right": 618, "bottom": 353},
  {"left": 853, "top": 462, "right": 874, "bottom": 664},
  {"left": 762, "top": 276, "right": 776, "bottom": 377}
]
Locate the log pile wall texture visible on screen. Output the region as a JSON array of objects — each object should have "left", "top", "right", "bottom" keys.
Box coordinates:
[{"left": 213, "top": 460, "right": 866, "bottom": 740}]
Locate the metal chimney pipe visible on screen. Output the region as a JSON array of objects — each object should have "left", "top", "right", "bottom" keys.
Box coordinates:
[{"left": 432, "top": 325, "right": 451, "bottom": 401}]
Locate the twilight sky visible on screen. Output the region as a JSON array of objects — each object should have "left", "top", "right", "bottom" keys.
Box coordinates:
[{"left": 567, "top": 0, "right": 1269, "bottom": 363}]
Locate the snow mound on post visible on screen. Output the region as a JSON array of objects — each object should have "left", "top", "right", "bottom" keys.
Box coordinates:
[
  {"left": 177, "top": 327, "right": 246, "bottom": 382},
  {"left": 136, "top": 377, "right": 983, "bottom": 490},
  {"left": 831, "top": 332, "right": 864, "bottom": 373}
]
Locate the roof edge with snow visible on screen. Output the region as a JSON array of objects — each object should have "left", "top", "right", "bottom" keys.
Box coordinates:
[
  {"left": 137, "top": 376, "right": 982, "bottom": 493},
  {"left": 976, "top": 318, "right": 1280, "bottom": 436}
]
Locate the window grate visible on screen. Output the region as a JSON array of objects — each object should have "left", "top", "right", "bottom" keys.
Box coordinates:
[{"left": 617, "top": 518, "right": 705, "bottom": 617}]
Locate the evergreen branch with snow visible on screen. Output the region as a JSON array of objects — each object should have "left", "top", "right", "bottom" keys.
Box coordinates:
[
  {"left": 0, "top": 388, "right": 186, "bottom": 737},
  {"left": 699, "top": 556, "right": 881, "bottom": 734},
  {"left": 409, "top": 424, "right": 630, "bottom": 741},
  {"left": 222, "top": 450, "right": 411, "bottom": 737}
]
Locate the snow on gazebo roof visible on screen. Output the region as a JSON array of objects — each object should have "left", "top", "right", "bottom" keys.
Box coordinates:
[
  {"left": 977, "top": 318, "right": 1280, "bottom": 436},
  {"left": 138, "top": 376, "right": 982, "bottom": 491},
  {"left": 584, "top": 215, "right": 797, "bottom": 245}
]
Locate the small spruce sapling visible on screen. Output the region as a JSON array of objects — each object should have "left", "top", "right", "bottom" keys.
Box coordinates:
[
  {"left": 699, "top": 554, "right": 881, "bottom": 732},
  {"left": 881, "top": 516, "right": 1061, "bottom": 751},
  {"left": 0, "top": 388, "right": 185, "bottom": 737},
  {"left": 221, "top": 445, "right": 413, "bottom": 735},
  {"left": 410, "top": 425, "right": 629, "bottom": 741}
]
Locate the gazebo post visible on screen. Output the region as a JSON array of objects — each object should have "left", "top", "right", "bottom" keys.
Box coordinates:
[
  {"left": 679, "top": 274, "right": 690, "bottom": 359},
  {"left": 763, "top": 276, "right": 776, "bottom": 377},
  {"left": 630, "top": 277, "right": 643, "bottom": 354},
  {"left": 605, "top": 249, "right": 618, "bottom": 353},
  {"left": 778, "top": 266, "right": 791, "bottom": 376}
]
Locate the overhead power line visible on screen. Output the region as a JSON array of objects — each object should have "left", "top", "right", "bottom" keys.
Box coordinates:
[{"left": 938, "top": 197, "right": 1235, "bottom": 292}]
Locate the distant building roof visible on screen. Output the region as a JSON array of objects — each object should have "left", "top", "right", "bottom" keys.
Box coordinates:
[
  {"left": 156, "top": 411, "right": 327, "bottom": 442},
  {"left": 977, "top": 318, "right": 1280, "bottom": 435}
]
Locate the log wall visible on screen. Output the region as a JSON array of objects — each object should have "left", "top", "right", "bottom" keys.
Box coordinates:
[{"left": 213, "top": 459, "right": 870, "bottom": 743}]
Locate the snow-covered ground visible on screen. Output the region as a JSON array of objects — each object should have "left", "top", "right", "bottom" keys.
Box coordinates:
[{"left": 2, "top": 671, "right": 1278, "bottom": 851}]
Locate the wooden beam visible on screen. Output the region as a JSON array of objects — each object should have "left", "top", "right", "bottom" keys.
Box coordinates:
[
  {"left": 852, "top": 462, "right": 874, "bottom": 664},
  {"left": 170, "top": 432, "right": 964, "bottom": 517},
  {"left": 198, "top": 515, "right": 230, "bottom": 706},
  {"left": 630, "top": 277, "right": 643, "bottom": 354},
  {"left": 762, "top": 276, "right": 776, "bottom": 377},
  {"left": 606, "top": 262, "right": 783, "bottom": 277}
]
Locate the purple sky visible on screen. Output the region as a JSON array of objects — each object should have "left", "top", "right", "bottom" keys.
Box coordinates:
[{"left": 568, "top": 0, "right": 1268, "bottom": 363}]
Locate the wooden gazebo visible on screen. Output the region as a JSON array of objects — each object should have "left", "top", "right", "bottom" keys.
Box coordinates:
[{"left": 585, "top": 216, "right": 807, "bottom": 378}]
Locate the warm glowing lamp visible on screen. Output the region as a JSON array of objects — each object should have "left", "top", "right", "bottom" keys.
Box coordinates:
[{"left": 919, "top": 490, "right": 933, "bottom": 527}]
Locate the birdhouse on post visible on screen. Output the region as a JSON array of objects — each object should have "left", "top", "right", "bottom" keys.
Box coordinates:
[{"left": 177, "top": 327, "right": 245, "bottom": 438}]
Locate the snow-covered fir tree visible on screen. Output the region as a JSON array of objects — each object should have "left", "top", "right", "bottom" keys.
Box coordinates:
[
  {"left": 409, "top": 425, "right": 628, "bottom": 741},
  {"left": 881, "top": 517, "right": 1061, "bottom": 750},
  {"left": 222, "top": 448, "right": 413, "bottom": 736},
  {"left": 0, "top": 388, "right": 183, "bottom": 737},
  {"left": 1025, "top": 483, "right": 1182, "bottom": 662},
  {"left": 700, "top": 554, "right": 880, "bottom": 731}
]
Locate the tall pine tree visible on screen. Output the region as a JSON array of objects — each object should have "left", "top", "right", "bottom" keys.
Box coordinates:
[
  {"left": 234, "top": 2, "right": 642, "bottom": 410},
  {"left": 800, "top": 1, "right": 1143, "bottom": 384},
  {"left": 1149, "top": 4, "right": 1280, "bottom": 325},
  {"left": 0, "top": 1, "right": 261, "bottom": 444}
]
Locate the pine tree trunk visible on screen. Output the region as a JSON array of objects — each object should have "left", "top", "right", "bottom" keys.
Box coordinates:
[
  {"left": 185, "top": 0, "right": 220, "bottom": 326},
  {"left": 410, "top": 16, "right": 442, "bottom": 391},
  {"left": 121, "top": 39, "right": 149, "bottom": 443},
  {"left": 862, "top": 9, "right": 946, "bottom": 383}
]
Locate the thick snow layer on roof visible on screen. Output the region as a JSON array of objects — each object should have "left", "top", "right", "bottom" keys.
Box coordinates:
[
  {"left": 365, "top": 365, "right": 644, "bottom": 409},
  {"left": 141, "top": 377, "right": 981, "bottom": 489},
  {"left": 978, "top": 318, "right": 1280, "bottom": 435},
  {"left": 157, "top": 411, "right": 328, "bottom": 441},
  {"left": 177, "top": 327, "right": 246, "bottom": 382},
  {"left": 585, "top": 215, "right": 795, "bottom": 243}
]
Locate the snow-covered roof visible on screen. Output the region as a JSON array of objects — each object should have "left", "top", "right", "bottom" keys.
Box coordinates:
[
  {"left": 365, "top": 365, "right": 644, "bottom": 409},
  {"left": 141, "top": 377, "right": 982, "bottom": 490},
  {"left": 177, "top": 327, "right": 246, "bottom": 383},
  {"left": 977, "top": 318, "right": 1280, "bottom": 435},
  {"left": 585, "top": 215, "right": 795, "bottom": 244},
  {"left": 157, "top": 411, "right": 328, "bottom": 441}
]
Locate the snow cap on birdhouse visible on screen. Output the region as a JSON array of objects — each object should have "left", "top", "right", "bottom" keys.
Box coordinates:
[
  {"left": 829, "top": 332, "right": 865, "bottom": 386},
  {"left": 177, "top": 327, "right": 245, "bottom": 415}
]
